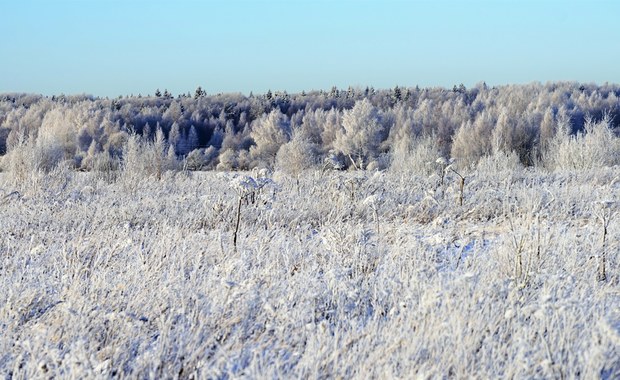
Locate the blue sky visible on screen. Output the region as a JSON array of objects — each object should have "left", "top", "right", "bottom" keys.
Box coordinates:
[{"left": 1, "top": 0, "right": 619, "bottom": 97}]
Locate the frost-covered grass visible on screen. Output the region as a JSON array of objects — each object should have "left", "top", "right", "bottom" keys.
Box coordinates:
[{"left": 0, "top": 167, "right": 619, "bottom": 378}]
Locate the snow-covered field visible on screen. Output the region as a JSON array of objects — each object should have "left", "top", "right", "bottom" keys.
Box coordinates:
[{"left": 0, "top": 167, "right": 618, "bottom": 378}]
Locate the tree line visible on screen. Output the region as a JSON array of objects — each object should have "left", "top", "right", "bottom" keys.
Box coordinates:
[{"left": 0, "top": 81, "right": 619, "bottom": 175}]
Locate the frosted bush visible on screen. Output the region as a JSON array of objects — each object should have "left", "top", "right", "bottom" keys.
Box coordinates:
[
  {"left": 476, "top": 150, "right": 523, "bottom": 174},
  {"left": 323, "top": 151, "right": 346, "bottom": 170},
  {"left": 121, "top": 129, "right": 177, "bottom": 183},
  {"left": 2, "top": 129, "right": 72, "bottom": 187},
  {"left": 230, "top": 174, "right": 258, "bottom": 195},
  {"left": 275, "top": 133, "right": 318, "bottom": 180},
  {"left": 0, "top": 167, "right": 618, "bottom": 378},
  {"left": 389, "top": 135, "right": 443, "bottom": 177},
  {"left": 216, "top": 148, "right": 237, "bottom": 171},
  {"left": 185, "top": 148, "right": 209, "bottom": 170},
  {"left": 33, "top": 137, "right": 65, "bottom": 172},
  {"left": 2, "top": 133, "right": 37, "bottom": 185},
  {"left": 544, "top": 115, "right": 620, "bottom": 171}
]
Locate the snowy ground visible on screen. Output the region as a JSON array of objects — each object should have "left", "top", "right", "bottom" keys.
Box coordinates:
[{"left": 0, "top": 167, "right": 619, "bottom": 378}]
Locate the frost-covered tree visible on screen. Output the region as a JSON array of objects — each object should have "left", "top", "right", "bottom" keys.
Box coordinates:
[
  {"left": 2, "top": 131, "right": 37, "bottom": 184},
  {"left": 333, "top": 98, "right": 386, "bottom": 169},
  {"left": 194, "top": 86, "right": 206, "bottom": 99},
  {"left": 492, "top": 108, "right": 514, "bottom": 155},
  {"left": 217, "top": 148, "right": 238, "bottom": 171},
  {"left": 122, "top": 126, "right": 175, "bottom": 181},
  {"left": 539, "top": 107, "right": 556, "bottom": 154},
  {"left": 35, "top": 107, "right": 77, "bottom": 170},
  {"left": 186, "top": 125, "right": 199, "bottom": 153},
  {"left": 318, "top": 108, "right": 342, "bottom": 152},
  {"left": 389, "top": 134, "right": 442, "bottom": 176},
  {"left": 185, "top": 148, "right": 210, "bottom": 170},
  {"left": 163, "top": 100, "right": 183, "bottom": 124},
  {"left": 491, "top": 109, "right": 538, "bottom": 165},
  {"left": 249, "top": 109, "right": 291, "bottom": 168},
  {"left": 275, "top": 131, "right": 319, "bottom": 180},
  {"left": 168, "top": 122, "right": 182, "bottom": 154},
  {"left": 80, "top": 139, "right": 101, "bottom": 171},
  {"left": 299, "top": 110, "right": 324, "bottom": 144},
  {"left": 1, "top": 81, "right": 620, "bottom": 174},
  {"left": 544, "top": 114, "right": 620, "bottom": 170},
  {"left": 166, "top": 144, "right": 179, "bottom": 171},
  {"left": 392, "top": 85, "right": 402, "bottom": 104},
  {"left": 142, "top": 122, "right": 153, "bottom": 141},
  {"left": 451, "top": 111, "right": 494, "bottom": 168}
]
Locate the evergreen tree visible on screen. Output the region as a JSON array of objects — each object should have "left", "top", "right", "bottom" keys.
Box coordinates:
[
  {"left": 194, "top": 86, "right": 206, "bottom": 99},
  {"left": 392, "top": 86, "right": 402, "bottom": 103}
]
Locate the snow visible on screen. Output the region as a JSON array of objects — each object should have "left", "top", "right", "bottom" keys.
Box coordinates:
[{"left": 0, "top": 167, "right": 618, "bottom": 378}]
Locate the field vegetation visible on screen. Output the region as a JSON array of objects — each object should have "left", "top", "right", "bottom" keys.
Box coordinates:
[{"left": 0, "top": 82, "right": 619, "bottom": 378}]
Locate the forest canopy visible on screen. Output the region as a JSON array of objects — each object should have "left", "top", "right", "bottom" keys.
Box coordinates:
[{"left": 0, "top": 81, "right": 619, "bottom": 173}]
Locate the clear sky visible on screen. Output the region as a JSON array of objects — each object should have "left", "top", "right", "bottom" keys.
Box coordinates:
[{"left": 1, "top": 0, "right": 619, "bottom": 97}]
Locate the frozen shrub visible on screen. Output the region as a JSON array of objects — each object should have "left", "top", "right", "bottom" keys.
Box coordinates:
[
  {"left": 91, "top": 152, "right": 120, "bottom": 182},
  {"left": 275, "top": 132, "right": 319, "bottom": 180},
  {"left": 476, "top": 150, "right": 522, "bottom": 174},
  {"left": 185, "top": 148, "right": 209, "bottom": 170},
  {"left": 0, "top": 127, "right": 10, "bottom": 155},
  {"left": 0, "top": 167, "right": 618, "bottom": 378},
  {"left": 217, "top": 148, "right": 238, "bottom": 171},
  {"left": 389, "top": 135, "right": 442, "bottom": 177},
  {"left": 122, "top": 127, "right": 177, "bottom": 181},
  {"left": 80, "top": 141, "right": 120, "bottom": 182},
  {"left": 544, "top": 115, "right": 620, "bottom": 170},
  {"left": 2, "top": 131, "right": 78, "bottom": 191},
  {"left": 323, "top": 150, "right": 346, "bottom": 170},
  {"left": 33, "top": 137, "right": 65, "bottom": 172},
  {"left": 366, "top": 153, "right": 390, "bottom": 171},
  {"left": 2, "top": 132, "right": 37, "bottom": 185}
]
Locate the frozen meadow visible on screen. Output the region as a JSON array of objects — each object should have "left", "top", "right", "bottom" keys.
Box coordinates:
[{"left": 0, "top": 163, "right": 618, "bottom": 378}]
